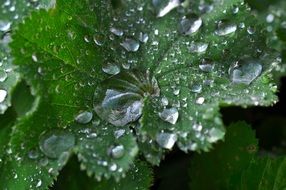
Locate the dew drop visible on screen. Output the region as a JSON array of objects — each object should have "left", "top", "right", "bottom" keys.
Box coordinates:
[
  {"left": 230, "top": 59, "right": 262, "bottom": 85},
  {"left": 75, "top": 111, "right": 93, "bottom": 124},
  {"left": 190, "top": 83, "right": 202, "bottom": 93},
  {"left": 161, "top": 97, "right": 169, "bottom": 106},
  {"left": 215, "top": 20, "right": 237, "bottom": 36},
  {"left": 139, "top": 32, "right": 149, "bottom": 43},
  {"left": 102, "top": 62, "right": 121, "bottom": 75},
  {"left": 94, "top": 89, "right": 143, "bottom": 126},
  {"left": 199, "top": 59, "right": 215, "bottom": 72},
  {"left": 0, "top": 89, "right": 7, "bottom": 103},
  {"left": 0, "top": 20, "right": 11, "bottom": 31},
  {"left": 120, "top": 38, "right": 140, "bottom": 52},
  {"left": 156, "top": 132, "right": 177, "bottom": 149},
  {"left": 0, "top": 69, "right": 8, "bottom": 82},
  {"left": 179, "top": 16, "right": 202, "bottom": 35},
  {"left": 159, "top": 107, "right": 179, "bottom": 125},
  {"left": 196, "top": 97, "right": 205, "bottom": 104},
  {"left": 39, "top": 130, "right": 75, "bottom": 159},
  {"left": 36, "top": 180, "right": 42, "bottom": 188},
  {"left": 153, "top": 0, "right": 182, "bottom": 18},
  {"left": 110, "top": 27, "right": 124, "bottom": 37},
  {"left": 109, "top": 145, "right": 125, "bottom": 159},
  {"left": 114, "top": 129, "right": 126, "bottom": 139},
  {"left": 109, "top": 163, "right": 117, "bottom": 171},
  {"left": 189, "top": 42, "right": 208, "bottom": 53}
]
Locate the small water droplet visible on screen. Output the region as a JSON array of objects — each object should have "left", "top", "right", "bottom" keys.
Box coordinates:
[
  {"left": 230, "top": 59, "right": 262, "bottom": 85},
  {"left": 0, "top": 89, "right": 7, "bottom": 103},
  {"left": 139, "top": 32, "right": 149, "bottom": 43},
  {"left": 75, "top": 111, "right": 93, "bottom": 124},
  {"left": 190, "top": 83, "right": 202, "bottom": 93},
  {"left": 215, "top": 20, "right": 237, "bottom": 36},
  {"left": 266, "top": 14, "right": 274, "bottom": 23},
  {"left": 159, "top": 107, "right": 179, "bottom": 124},
  {"left": 110, "top": 27, "right": 124, "bottom": 36},
  {"left": 109, "top": 163, "right": 117, "bottom": 171},
  {"left": 153, "top": 0, "right": 181, "bottom": 18},
  {"left": 36, "top": 180, "right": 42, "bottom": 188},
  {"left": 39, "top": 130, "right": 75, "bottom": 159},
  {"left": 196, "top": 97, "right": 205, "bottom": 104},
  {"left": 102, "top": 62, "right": 121, "bottom": 75},
  {"left": 179, "top": 16, "right": 202, "bottom": 35},
  {"left": 114, "top": 129, "right": 126, "bottom": 139},
  {"left": 0, "top": 20, "right": 11, "bottom": 31},
  {"left": 156, "top": 132, "right": 177, "bottom": 149},
  {"left": 161, "top": 97, "right": 169, "bottom": 106},
  {"left": 32, "top": 53, "right": 38, "bottom": 62},
  {"left": 28, "top": 150, "right": 39, "bottom": 160},
  {"left": 189, "top": 42, "right": 208, "bottom": 53},
  {"left": 109, "top": 145, "right": 125, "bottom": 159},
  {"left": 93, "top": 34, "right": 103, "bottom": 46},
  {"left": 199, "top": 59, "right": 215, "bottom": 72},
  {"left": 120, "top": 38, "right": 140, "bottom": 52}
]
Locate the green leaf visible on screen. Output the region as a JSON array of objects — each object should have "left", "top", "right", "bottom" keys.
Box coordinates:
[
  {"left": 189, "top": 122, "right": 286, "bottom": 190},
  {"left": 0, "top": 0, "right": 55, "bottom": 114},
  {"left": 5, "top": 0, "right": 279, "bottom": 186},
  {"left": 53, "top": 157, "right": 153, "bottom": 190}
]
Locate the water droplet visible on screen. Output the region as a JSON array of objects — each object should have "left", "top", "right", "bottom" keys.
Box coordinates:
[
  {"left": 0, "top": 69, "right": 8, "bottom": 82},
  {"left": 161, "top": 97, "right": 169, "bottom": 106},
  {"left": 215, "top": 20, "right": 237, "bottom": 36},
  {"left": 230, "top": 59, "right": 262, "bottom": 85},
  {"left": 75, "top": 111, "right": 93, "bottom": 124},
  {"left": 28, "top": 150, "right": 39, "bottom": 160},
  {"left": 207, "top": 128, "right": 225, "bottom": 143},
  {"left": 109, "top": 163, "right": 117, "bottom": 171},
  {"left": 159, "top": 107, "right": 179, "bottom": 124},
  {"left": 95, "top": 89, "right": 143, "bottom": 126},
  {"left": 120, "top": 38, "right": 140, "bottom": 52},
  {"left": 0, "top": 89, "right": 7, "bottom": 103},
  {"left": 93, "top": 34, "right": 103, "bottom": 46},
  {"left": 110, "top": 27, "right": 124, "bottom": 36},
  {"left": 199, "top": 59, "right": 215, "bottom": 72},
  {"left": 156, "top": 132, "right": 177, "bottom": 149},
  {"left": 247, "top": 27, "right": 255, "bottom": 35},
  {"left": 36, "top": 180, "right": 42, "bottom": 188},
  {"left": 196, "top": 97, "right": 205, "bottom": 104},
  {"left": 0, "top": 20, "right": 11, "bottom": 31},
  {"left": 189, "top": 42, "right": 208, "bottom": 53},
  {"left": 190, "top": 84, "right": 202, "bottom": 93},
  {"left": 139, "top": 32, "right": 149, "bottom": 43},
  {"left": 266, "top": 14, "right": 274, "bottom": 23},
  {"left": 153, "top": 0, "right": 182, "bottom": 18},
  {"left": 39, "top": 130, "right": 75, "bottom": 159},
  {"left": 32, "top": 53, "right": 38, "bottom": 62},
  {"left": 102, "top": 62, "right": 121, "bottom": 75},
  {"left": 179, "top": 16, "right": 202, "bottom": 35},
  {"left": 109, "top": 145, "right": 125, "bottom": 159},
  {"left": 114, "top": 129, "right": 126, "bottom": 139}
]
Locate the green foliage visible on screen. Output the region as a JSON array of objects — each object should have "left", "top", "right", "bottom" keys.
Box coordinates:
[
  {"left": 189, "top": 122, "right": 286, "bottom": 190},
  {"left": 0, "top": 0, "right": 285, "bottom": 189}
]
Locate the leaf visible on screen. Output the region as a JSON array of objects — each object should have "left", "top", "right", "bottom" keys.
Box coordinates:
[
  {"left": 6, "top": 0, "right": 279, "bottom": 186},
  {"left": 246, "top": 0, "right": 286, "bottom": 80},
  {"left": 189, "top": 122, "right": 286, "bottom": 190},
  {"left": 52, "top": 157, "right": 153, "bottom": 190},
  {"left": 0, "top": 0, "right": 55, "bottom": 114}
]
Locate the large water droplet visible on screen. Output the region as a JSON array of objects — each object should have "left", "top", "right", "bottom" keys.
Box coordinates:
[
  {"left": 0, "top": 69, "right": 8, "bottom": 82},
  {"left": 159, "top": 107, "right": 179, "bottom": 124},
  {"left": 39, "top": 130, "right": 75, "bottom": 159},
  {"left": 102, "top": 62, "right": 121, "bottom": 75},
  {"left": 156, "top": 132, "right": 177, "bottom": 149},
  {"left": 94, "top": 71, "right": 160, "bottom": 126},
  {"left": 95, "top": 89, "right": 143, "bottom": 126},
  {"left": 189, "top": 42, "right": 208, "bottom": 53},
  {"left": 230, "top": 59, "right": 262, "bottom": 85},
  {"left": 215, "top": 20, "right": 237, "bottom": 36},
  {"left": 153, "top": 0, "right": 182, "bottom": 18},
  {"left": 120, "top": 38, "right": 140, "bottom": 52},
  {"left": 139, "top": 32, "right": 149, "bottom": 43},
  {"left": 109, "top": 144, "right": 125, "bottom": 159},
  {"left": 179, "top": 16, "right": 202, "bottom": 35},
  {"left": 75, "top": 111, "right": 93, "bottom": 124},
  {"left": 0, "top": 20, "right": 11, "bottom": 32},
  {"left": 190, "top": 83, "right": 202, "bottom": 93},
  {"left": 0, "top": 89, "right": 7, "bottom": 103}
]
